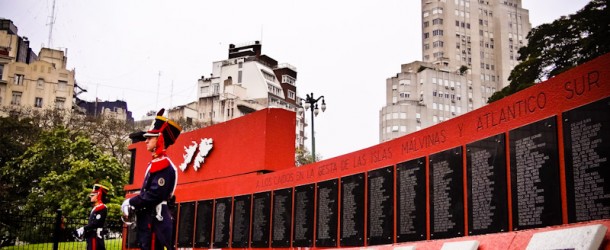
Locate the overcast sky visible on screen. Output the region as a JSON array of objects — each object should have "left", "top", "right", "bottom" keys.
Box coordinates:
[{"left": 0, "top": 0, "right": 591, "bottom": 159}]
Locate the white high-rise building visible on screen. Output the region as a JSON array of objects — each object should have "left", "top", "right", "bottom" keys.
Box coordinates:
[{"left": 380, "top": 0, "right": 531, "bottom": 142}]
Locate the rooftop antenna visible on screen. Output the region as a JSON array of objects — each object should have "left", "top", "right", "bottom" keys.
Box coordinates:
[
  {"left": 47, "top": 0, "right": 57, "bottom": 48},
  {"left": 169, "top": 80, "right": 174, "bottom": 109},
  {"left": 156, "top": 71, "right": 161, "bottom": 110}
]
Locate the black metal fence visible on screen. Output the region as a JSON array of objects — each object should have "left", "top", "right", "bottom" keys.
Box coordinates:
[{"left": 0, "top": 209, "right": 124, "bottom": 249}]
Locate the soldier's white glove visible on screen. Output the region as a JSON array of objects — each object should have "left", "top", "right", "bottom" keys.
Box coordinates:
[
  {"left": 76, "top": 227, "right": 84, "bottom": 237},
  {"left": 121, "top": 199, "right": 132, "bottom": 217}
]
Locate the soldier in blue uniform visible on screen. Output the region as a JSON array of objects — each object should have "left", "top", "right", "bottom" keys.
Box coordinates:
[
  {"left": 77, "top": 184, "right": 110, "bottom": 250},
  {"left": 123, "top": 109, "right": 181, "bottom": 250}
]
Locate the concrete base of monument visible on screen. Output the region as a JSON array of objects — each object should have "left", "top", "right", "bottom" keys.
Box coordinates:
[{"left": 335, "top": 220, "right": 610, "bottom": 250}]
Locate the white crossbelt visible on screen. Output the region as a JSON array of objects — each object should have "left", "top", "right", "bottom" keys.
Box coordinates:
[{"left": 155, "top": 201, "right": 167, "bottom": 221}]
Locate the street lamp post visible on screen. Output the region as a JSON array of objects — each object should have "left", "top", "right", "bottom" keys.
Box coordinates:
[{"left": 302, "top": 92, "right": 326, "bottom": 162}]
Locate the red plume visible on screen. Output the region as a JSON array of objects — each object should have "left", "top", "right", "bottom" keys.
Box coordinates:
[{"left": 156, "top": 108, "right": 165, "bottom": 116}]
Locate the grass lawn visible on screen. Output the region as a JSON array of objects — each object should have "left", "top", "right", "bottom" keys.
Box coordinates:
[{"left": 2, "top": 238, "right": 122, "bottom": 250}]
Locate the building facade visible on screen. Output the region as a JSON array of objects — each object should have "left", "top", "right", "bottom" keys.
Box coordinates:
[
  {"left": 380, "top": 0, "right": 531, "bottom": 142},
  {"left": 78, "top": 99, "right": 135, "bottom": 122},
  {"left": 0, "top": 19, "right": 76, "bottom": 116},
  {"left": 197, "top": 41, "right": 306, "bottom": 148}
]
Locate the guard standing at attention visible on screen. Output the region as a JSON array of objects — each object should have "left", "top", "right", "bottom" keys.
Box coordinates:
[
  {"left": 122, "top": 109, "right": 181, "bottom": 250},
  {"left": 77, "top": 184, "right": 110, "bottom": 250}
]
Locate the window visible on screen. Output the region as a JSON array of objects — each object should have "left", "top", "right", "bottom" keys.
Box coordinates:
[
  {"left": 282, "top": 75, "right": 296, "bottom": 85},
  {"left": 55, "top": 97, "right": 66, "bottom": 109},
  {"left": 288, "top": 90, "right": 296, "bottom": 100},
  {"left": 35, "top": 97, "right": 43, "bottom": 108},
  {"left": 433, "top": 41, "right": 444, "bottom": 48},
  {"left": 213, "top": 83, "right": 220, "bottom": 94},
  {"left": 200, "top": 86, "right": 209, "bottom": 94},
  {"left": 58, "top": 80, "right": 67, "bottom": 91},
  {"left": 400, "top": 92, "right": 411, "bottom": 98},
  {"left": 238, "top": 71, "right": 243, "bottom": 83},
  {"left": 0, "top": 64, "right": 4, "bottom": 79},
  {"left": 14, "top": 74, "right": 24, "bottom": 85},
  {"left": 238, "top": 62, "right": 243, "bottom": 68},
  {"left": 261, "top": 70, "right": 276, "bottom": 82},
  {"left": 11, "top": 91, "right": 22, "bottom": 105},
  {"left": 432, "top": 29, "right": 444, "bottom": 36},
  {"left": 37, "top": 79, "right": 44, "bottom": 88},
  {"left": 433, "top": 18, "right": 443, "bottom": 25}
]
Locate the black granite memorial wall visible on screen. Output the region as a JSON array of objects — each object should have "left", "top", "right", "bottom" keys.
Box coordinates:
[
  {"left": 563, "top": 97, "right": 610, "bottom": 223},
  {"left": 467, "top": 134, "right": 509, "bottom": 235},
  {"left": 430, "top": 146, "right": 464, "bottom": 239},
  {"left": 194, "top": 200, "right": 213, "bottom": 248},
  {"left": 367, "top": 166, "right": 394, "bottom": 245},
  {"left": 396, "top": 157, "right": 427, "bottom": 242},
  {"left": 251, "top": 192, "right": 271, "bottom": 248},
  {"left": 212, "top": 197, "right": 232, "bottom": 248},
  {"left": 510, "top": 117, "right": 562, "bottom": 230},
  {"left": 231, "top": 194, "right": 251, "bottom": 248},
  {"left": 177, "top": 202, "right": 195, "bottom": 248},
  {"left": 316, "top": 179, "right": 338, "bottom": 247},
  {"left": 340, "top": 173, "right": 365, "bottom": 247},
  {"left": 293, "top": 184, "right": 315, "bottom": 247},
  {"left": 272, "top": 188, "right": 293, "bottom": 247}
]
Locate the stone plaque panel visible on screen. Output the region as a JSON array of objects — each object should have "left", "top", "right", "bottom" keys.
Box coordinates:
[
  {"left": 316, "top": 179, "right": 338, "bottom": 247},
  {"left": 340, "top": 173, "right": 365, "bottom": 247},
  {"left": 231, "top": 194, "right": 251, "bottom": 248},
  {"left": 396, "top": 157, "right": 427, "bottom": 242},
  {"left": 563, "top": 97, "right": 610, "bottom": 223},
  {"left": 293, "top": 184, "right": 315, "bottom": 247},
  {"left": 430, "top": 146, "right": 464, "bottom": 239},
  {"left": 510, "top": 117, "right": 562, "bottom": 230},
  {"left": 367, "top": 166, "right": 394, "bottom": 246},
  {"left": 194, "top": 200, "right": 213, "bottom": 248},
  {"left": 177, "top": 202, "right": 196, "bottom": 248},
  {"left": 467, "top": 134, "right": 508, "bottom": 235},
  {"left": 212, "top": 197, "right": 232, "bottom": 248},
  {"left": 251, "top": 191, "right": 271, "bottom": 248},
  {"left": 272, "top": 188, "right": 293, "bottom": 248}
]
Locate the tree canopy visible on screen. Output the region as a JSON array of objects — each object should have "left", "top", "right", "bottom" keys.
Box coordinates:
[
  {"left": 0, "top": 108, "right": 132, "bottom": 220},
  {"left": 489, "top": 0, "right": 610, "bottom": 102},
  {"left": 1, "top": 127, "right": 127, "bottom": 218}
]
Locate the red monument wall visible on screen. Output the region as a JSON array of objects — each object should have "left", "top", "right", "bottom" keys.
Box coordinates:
[{"left": 124, "top": 53, "right": 610, "bottom": 249}]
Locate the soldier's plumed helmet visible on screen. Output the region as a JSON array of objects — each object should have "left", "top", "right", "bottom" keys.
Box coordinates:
[{"left": 143, "top": 108, "right": 182, "bottom": 149}]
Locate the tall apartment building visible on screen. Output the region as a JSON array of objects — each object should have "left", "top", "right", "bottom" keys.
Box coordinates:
[
  {"left": 0, "top": 19, "right": 75, "bottom": 116},
  {"left": 380, "top": 0, "right": 531, "bottom": 142},
  {"left": 197, "top": 41, "right": 306, "bottom": 148}
]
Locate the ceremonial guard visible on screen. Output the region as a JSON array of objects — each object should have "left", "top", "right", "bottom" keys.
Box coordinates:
[
  {"left": 122, "top": 109, "right": 181, "bottom": 250},
  {"left": 77, "top": 184, "right": 110, "bottom": 250}
]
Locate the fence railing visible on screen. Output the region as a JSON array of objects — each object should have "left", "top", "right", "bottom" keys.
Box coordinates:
[{"left": 0, "top": 209, "right": 124, "bottom": 249}]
